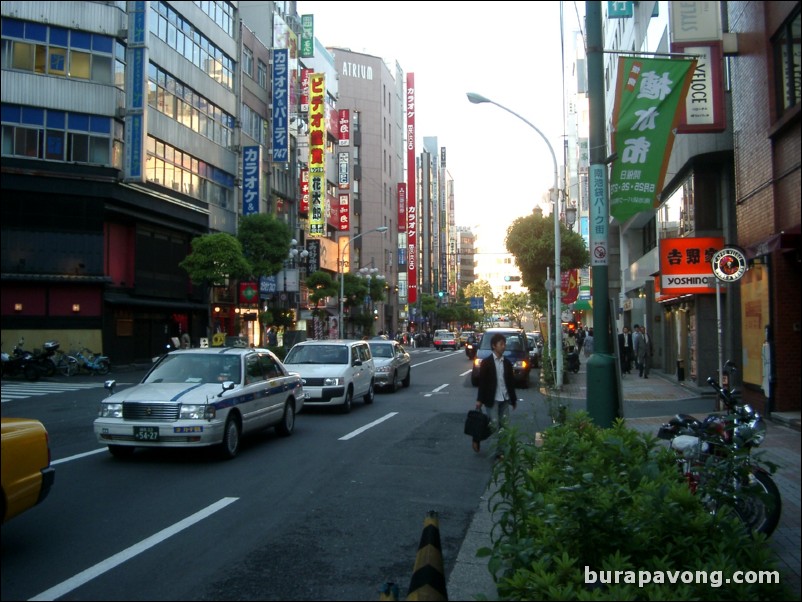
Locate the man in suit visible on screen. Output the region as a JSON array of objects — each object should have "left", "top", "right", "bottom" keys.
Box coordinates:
[
  {"left": 474, "top": 333, "right": 518, "bottom": 457},
  {"left": 633, "top": 325, "right": 653, "bottom": 378},
  {"left": 618, "top": 326, "right": 633, "bottom": 374}
]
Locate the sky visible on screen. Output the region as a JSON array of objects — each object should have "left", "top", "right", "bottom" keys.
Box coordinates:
[{"left": 296, "top": 1, "right": 587, "bottom": 244}]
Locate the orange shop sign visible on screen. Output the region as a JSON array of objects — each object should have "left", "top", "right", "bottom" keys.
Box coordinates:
[{"left": 659, "top": 237, "right": 724, "bottom": 296}]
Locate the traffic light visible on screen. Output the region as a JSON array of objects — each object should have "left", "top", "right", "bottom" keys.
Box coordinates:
[
  {"left": 438, "top": 291, "right": 445, "bottom": 297},
  {"left": 504, "top": 275, "right": 521, "bottom": 282}
]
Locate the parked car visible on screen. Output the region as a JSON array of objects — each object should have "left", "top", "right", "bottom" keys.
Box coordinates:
[
  {"left": 2, "top": 417, "right": 55, "bottom": 523},
  {"left": 526, "top": 332, "right": 544, "bottom": 368},
  {"left": 94, "top": 347, "right": 304, "bottom": 460},
  {"left": 368, "top": 339, "right": 411, "bottom": 392},
  {"left": 471, "top": 327, "right": 531, "bottom": 388},
  {"left": 283, "top": 340, "right": 375, "bottom": 413},
  {"left": 433, "top": 331, "right": 459, "bottom": 351}
]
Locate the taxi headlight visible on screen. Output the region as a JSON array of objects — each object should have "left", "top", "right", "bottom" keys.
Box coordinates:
[
  {"left": 323, "top": 377, "right": 343, "bottom": 386},
  {"left": 376, "top": 365, "right": 392, "bottom": 374},
  {"left": 98, "top": 403, "right": 123, "bottom": 418},
  {"left": 180, "top": 404, "right": 214, "bottom": 419}
]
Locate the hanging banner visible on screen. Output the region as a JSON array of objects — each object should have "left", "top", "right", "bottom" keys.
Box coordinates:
[
  {"left": 609, "top": 56, "right": 697, "bottom": 222},
  {"left": 561, "top": 269, "right": 579, "bottom": 304}
]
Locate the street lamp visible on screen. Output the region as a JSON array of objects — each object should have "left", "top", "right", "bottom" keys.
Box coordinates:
[
  {"left": 466, "top": 92, "right": 563, "bottom": 389},
  {"left": 339, "top": 226, "right": 389, "bottom": 338},
  {"left": 565, "top": 204, "right": 577, "bottom": 232}
]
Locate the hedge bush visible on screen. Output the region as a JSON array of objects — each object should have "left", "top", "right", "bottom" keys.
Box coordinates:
[{"left": 478, "top": 412, "right": 791, "bottom": 600}]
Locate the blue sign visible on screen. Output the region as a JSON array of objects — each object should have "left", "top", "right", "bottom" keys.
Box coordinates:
[
  {"left": 470, "top": 297, "right": 484, "bottom": 310},
  {"left": 271, "top": 49, "right": 289, "bottom": 162},
  {"left": 261, "top": 275, "right": 277, "bottom": 296},
  {"left": 242, "top": 145, "right": 261, "bottom": 215}
]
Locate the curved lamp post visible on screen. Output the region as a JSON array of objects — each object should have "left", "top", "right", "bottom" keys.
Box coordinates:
[
  {"left": 339, "top": 226, "right": 389, "bottom": 338},
  {"left": 466, "top": 92, "right": 562, "bottom": 389}
]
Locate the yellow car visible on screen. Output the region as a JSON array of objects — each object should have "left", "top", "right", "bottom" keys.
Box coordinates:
[{"left": 1, "top": 417, "right": 55, "bottom": 523}]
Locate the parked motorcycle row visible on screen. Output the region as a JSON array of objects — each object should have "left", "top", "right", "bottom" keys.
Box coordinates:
[
  {"left": 1, "top": 338, "right": 110, "bottom": 381},
  {"left": 657, "top": 360, "right": 782, "bottom": 537}
]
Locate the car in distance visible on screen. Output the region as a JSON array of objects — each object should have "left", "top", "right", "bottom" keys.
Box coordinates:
[
  {"left": 368, "top": 339, "right": 411, "bottom": 392},
  {"left": 282, "top": 340, "right": 375, "bottom": 413},
  {"left": 433, "top": 331, "right": 459, "bottom": 351},
  {"left": 93, "top": 347, "right": 304, "bottom": 460},
  {"left": 526, "top": 332, "right": 544, "bottom": 368},
  {"left": 470, "top": 327, "right": 531, "bottom": 388},
  {"left": 1, "top": 417, "right": 55, "bottom": 523}
]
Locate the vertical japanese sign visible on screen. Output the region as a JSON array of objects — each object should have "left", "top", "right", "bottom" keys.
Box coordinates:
[
  {"left": 338, "top": 109, "right": 350, "bottom": 146},
  {"left": 123, "top": 1, "right": 148, "bottom": 182},
  {"left": 271, "top": 48, "right": 289, "bottom": 163},
  {"left": 397, "top": 183, "right": 407, "bottom": 232},
  {"left": 338, "top": 152, "right": 349, "bottom": 189},
  {"left": 589, "top": 164, "right": 608, "bottom": 266},
  {"left": 338, "top": 193, "right": 350, "bottom": 231},
  {"left": 406, "top": 73, "right": 417, "bottom": 304},
  {"left": 300, "top": 69, "right": 312, "bottom": 112},
  {"left": 242, "top": 145, "right": 261, "bottom": 215},
  {"left": 610, "top": 56, "right": 696, "bottom": 222},
  {"left": 299, "top": 168, "right": 309, "bottom": 214},
  {"left": 300, "top": 15, "right": 314, "bottom": 58},
  {"left": 308, "top": 73, "right": 326, "bottom": 237}
]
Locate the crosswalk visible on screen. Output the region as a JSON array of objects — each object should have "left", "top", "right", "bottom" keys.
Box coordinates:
[{"left": 1, "top": 381, "right": 107, "bottom": 403}]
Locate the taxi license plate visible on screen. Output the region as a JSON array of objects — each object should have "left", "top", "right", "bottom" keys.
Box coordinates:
[{"left": 134, "top": 426, "right": 159, "bottom": 441}]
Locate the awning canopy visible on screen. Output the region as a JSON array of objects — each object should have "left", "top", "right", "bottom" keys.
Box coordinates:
[{"left": 573, "top": 299, "right": 593, "bottom": 311}]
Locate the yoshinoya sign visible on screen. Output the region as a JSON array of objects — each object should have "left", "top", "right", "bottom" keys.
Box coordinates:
[{"left": 711, "top": 246, "right": 748, "bottom": 282}]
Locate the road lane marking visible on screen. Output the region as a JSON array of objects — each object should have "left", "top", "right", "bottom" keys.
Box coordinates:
[
  {"left": 424, "top": 384, "right": 450, "bottom": 397},
  {"left": 339, "top": 412, "right": 398, "bottom": 440},
  {"left": 29, "top": 497, "right": 239, "bottom": 601},
  {"left": 411, "top": 353, "right": 463, "bottom": 368},
  {"left": 52, "top": 448, "right": 107, "bottom": 465}
]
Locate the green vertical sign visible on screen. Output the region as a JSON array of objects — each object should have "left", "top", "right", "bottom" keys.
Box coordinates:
[
  {"left": 610, "top": 57, "right": 696, "bottom": 222},
  {"left": 300, "top": 15, "right": 314, "bottom": 58}
]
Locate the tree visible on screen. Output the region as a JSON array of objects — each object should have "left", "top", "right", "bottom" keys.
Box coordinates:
[
  {"left": 505, "top": 212, "right": 590, "bottom": 310},
  {"left": 237, "top": 214, "right": 293, "bottom": 338},
  {"left": 498, "top": 292, "right": 534, "bottom": 329},
  {"left": 179, "top": 233, "right": 252, "bottom": 336},
  {"left": 237, "top": 213, "right": 292, "bottom": 278}
]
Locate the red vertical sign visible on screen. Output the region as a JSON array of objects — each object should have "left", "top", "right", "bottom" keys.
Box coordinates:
[
  {"left": 338, "top": 109, "right": 350, "bottom": 146},
  {"left": 406, "top": 73, "right": 417, "bottom": 304}
]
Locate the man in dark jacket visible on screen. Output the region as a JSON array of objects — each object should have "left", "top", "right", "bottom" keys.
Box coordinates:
[{"left": 473, "top": 333, "right": 518, "bottom": 456}]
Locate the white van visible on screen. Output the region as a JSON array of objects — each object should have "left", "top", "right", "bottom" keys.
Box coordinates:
[{"left": 283, "top": 340, "right": 375, "bottom": 413}]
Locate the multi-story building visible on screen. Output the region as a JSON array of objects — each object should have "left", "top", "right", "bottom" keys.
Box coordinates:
[
  {"left": 320, "top": 47, "right": 404, "bottom": 336},
  {"left": 1, "top": 1, "right": 241, "bottom": 362}
]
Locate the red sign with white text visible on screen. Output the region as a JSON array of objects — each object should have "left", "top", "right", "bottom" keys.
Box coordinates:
[
  {"left": 406, "top": 73, "right": 417, "bottom": 304},
  {"left": 659, "top": 236, "right": 724, "bottom": 295},
  {"left": 338, "top": 193, "right": 350, "bottom": 231},
  {"left": 299, "top": 169, "right": 309, "bottom": 214},
  {"left": 338, "top": 109, "right": 350, "bottom": 146}
]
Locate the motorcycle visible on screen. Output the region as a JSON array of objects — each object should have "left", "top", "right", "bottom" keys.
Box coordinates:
[
  {"left": 465, "top": 337, "right": 478, "bottom": 360},
  {"left": 34, "top": 340, "right": 61, "bottom": 377},
  {"left": 565, "top": 345, "right": 580, "bottom": 373},
  {"left": 657, "top": 360, "right": 781, "bottom": 536},
  {"left": 1, "top": 338, "right": 40, "bottom": 381}
]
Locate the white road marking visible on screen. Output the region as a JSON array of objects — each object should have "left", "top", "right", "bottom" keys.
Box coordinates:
[
  {"left": 51, "top": 448, "right": 108, "bottom": 465},
  {"left": 424, "top": 384, "right": 450, "bottom": 397},
  {"left": 29, "top": 497, "right": 239, "bottom": 601},
  {"left": 339, "top": 412, "right": 399, "bottom": 440}
]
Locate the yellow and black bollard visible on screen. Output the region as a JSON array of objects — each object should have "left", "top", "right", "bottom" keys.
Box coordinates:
[{"left": 406, "top": 510, "right": 447, "bottom": 601}]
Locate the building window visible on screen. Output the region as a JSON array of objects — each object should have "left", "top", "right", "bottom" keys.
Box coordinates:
[
  {"left": 774, "top": 7, "right": 801, "bottom": 116},
  {"left": 257, "top": 59, "right": 267, "bottom": 88},
  {"left": 243, "top": 45, "right": 253, "bottom": 78}
]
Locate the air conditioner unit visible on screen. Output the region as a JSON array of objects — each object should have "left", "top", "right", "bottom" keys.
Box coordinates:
[
  {"left": 229, "top": 145, "right": 241, "bottom": 153},
  {"left": 115, "top": 107, "right": 126, "bottom": 119},
  {"left": 117, "top": 28, "right": 128, "bottom": 39}
]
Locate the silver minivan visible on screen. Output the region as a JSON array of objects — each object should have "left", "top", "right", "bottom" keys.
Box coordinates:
[{"left": 283, "top": 340, "right": 375, "bottom": 413}]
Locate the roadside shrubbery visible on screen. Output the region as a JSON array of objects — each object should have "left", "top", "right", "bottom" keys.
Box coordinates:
[{"left": 478, "top": 412, "right": 791, "bottom": 600}]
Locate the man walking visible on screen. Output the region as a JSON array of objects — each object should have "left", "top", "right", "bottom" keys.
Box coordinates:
[
  {"left": 474, "top": 333, "right": 518, "bottom": 458},
  {"left": 618, "top": 326, "right": 633, "bottom": 374},
  {"left": 634, "top": 325, "right": 653, "bottom": 378}
]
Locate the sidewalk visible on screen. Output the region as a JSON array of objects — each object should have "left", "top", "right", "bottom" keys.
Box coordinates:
[{"left": 447, "top": 361, "right": 801, "bottom": 601}]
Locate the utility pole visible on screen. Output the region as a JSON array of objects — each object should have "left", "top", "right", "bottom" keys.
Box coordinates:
[{"left": 585, "top": 0, "right": 620, "bottom": 426}]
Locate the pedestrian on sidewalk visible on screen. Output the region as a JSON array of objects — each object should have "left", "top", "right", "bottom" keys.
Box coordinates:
[
  {"left": 473, "top": 333, "right": 518, "bottom": 458},
  {"left": 618, "top": 326, "right": 633, "bottom": 374},
  {"left": 634, "top": 325, "right": 653, "bottom": 378},
  {"left": 583, "top": 328, "right": 594, "bottom": 359}
]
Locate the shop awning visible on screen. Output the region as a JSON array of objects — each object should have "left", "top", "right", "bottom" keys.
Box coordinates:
[{"left": 573, "top": 299, "right": 592, "bottom": 311}]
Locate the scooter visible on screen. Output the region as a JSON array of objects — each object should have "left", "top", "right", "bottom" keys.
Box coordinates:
[
  {"left": 565, "top": 345, "right": 580, "bottom": 373},
  {"left": 1, "top": 338, "right": 40, "bottom": 381}
]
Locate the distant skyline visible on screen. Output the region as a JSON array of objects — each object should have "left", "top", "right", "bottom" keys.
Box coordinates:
[{"left": 296, "top": 1, "right": 586, "bottom": 239}]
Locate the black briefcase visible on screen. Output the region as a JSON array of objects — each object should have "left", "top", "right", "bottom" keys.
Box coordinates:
[{"left": 464, "top": 409, "right": 492, "bottom": 441}]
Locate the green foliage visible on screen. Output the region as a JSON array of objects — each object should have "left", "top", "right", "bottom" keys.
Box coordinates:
[
  {"left": 498, "top": 292, "right": 534, "bottom": 328},
  {"left": 237, "top": 213, "right": 292, "bottom": 278},
  {"left": 505, "top": 212, "right": 589, "bottom": 309},
  {"left": 482, "top": 412, "right": 791, "bottom": 600},
  {"left": 179, "top": 232, "right": 252, "bottom": 285},
  {"left": 306, "top": 270, "right": 337, "bottom": 306}
]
